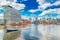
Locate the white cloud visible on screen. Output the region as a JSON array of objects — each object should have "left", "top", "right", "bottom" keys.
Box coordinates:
[
  {"left": 39, "top": 8, "right": 60, "bottom": 16},
  {"left": 52, "top": 1, "right": 60, "bottom": 6},
  {"left": 28, "top": 0, "right": 60, "bottom": 14},
  {"left": 0, "top": 0, "right": 9, "bottom": 5},
  {"left": 38, "top": 3, "right": 51, "bottom": 10},
  {"left": 37, "top": 0, "right": 60, "bottom": 10},
  {"left": 29, "top": 0, "right": 51, "bottom": 13},
  {"left": 37, "top": 0, "right": 60, "bottom": 16},
  {"left": 36, "top": 0, "right": 45, "bottom": 5},
  {"left": 28, "top": 3, "right": 51, "bottom": 13},
  {"left": 29, "top": 9, "right": 39, "bottom": 13},
  {"left": 6, "top": 0, "right": 17, "bottom": 2},
  {"left": 9, "top": 2, "right": 25, "bottom": 10},
  {"left": 0, "top": 0, "right": 25, "bottom": 10},
  {"left": 28, "top": 0, "right": 45, "bottom": 13}
]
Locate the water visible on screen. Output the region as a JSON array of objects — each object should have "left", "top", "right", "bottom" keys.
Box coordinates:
[
  {"left": 38, "top": 24, "right": 60, "bottom": 40},
  {"left": 21, "top": 24, "right": 41, "bottom": 40},
  {"left": 20, "top": 24, "right": 60, "bottom": 40}
]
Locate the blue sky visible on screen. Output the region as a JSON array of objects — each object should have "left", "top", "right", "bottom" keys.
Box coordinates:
[
  {"left": 17, "top": 0, "right": 39, "bottom": 11},
  {"left": 0, "top": 0, "right": 60, "bottom": 18},
  {"left": 17, "top": 0, "right": 40, "bottom": 17},
  {"left": 0, "top": 9, "right": 4, "bottom": 14},
  {"left": 16, "top": 0, "right": 60, "bottom": 18}
]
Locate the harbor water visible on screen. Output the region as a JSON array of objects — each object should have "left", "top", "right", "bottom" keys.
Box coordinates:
[{"left": 20, "top": 24, "right": 60, "bottom": 40}]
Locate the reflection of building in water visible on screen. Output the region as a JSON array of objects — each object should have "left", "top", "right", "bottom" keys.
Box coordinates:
[{"left": 2, "top": 5, "right": 21, "bottom": 30}]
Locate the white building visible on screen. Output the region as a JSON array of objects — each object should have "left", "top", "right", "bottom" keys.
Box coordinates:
[{"left": 2, "top": 5, "right": 21, "bottom": 30}]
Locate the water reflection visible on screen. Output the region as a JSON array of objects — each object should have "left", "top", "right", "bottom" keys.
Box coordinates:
[
  {"left": 21, "top": 24, "right": 60, "bottom": 40},
  {"left": 21, "top": 24, "right": 41, "bottom": 40}
]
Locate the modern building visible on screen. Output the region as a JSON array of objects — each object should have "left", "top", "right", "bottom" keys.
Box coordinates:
[{"left": 2, "top": 5, "right": 21, "bottom": 30}]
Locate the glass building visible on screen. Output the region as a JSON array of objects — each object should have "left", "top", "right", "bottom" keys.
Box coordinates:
[{"left": 2, "top": 5, "right": 21, "bottom": 30}]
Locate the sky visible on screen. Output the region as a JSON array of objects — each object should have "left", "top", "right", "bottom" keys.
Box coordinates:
[{"left": 0, "top": 0, "right": 60, "bottom": 18}]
